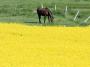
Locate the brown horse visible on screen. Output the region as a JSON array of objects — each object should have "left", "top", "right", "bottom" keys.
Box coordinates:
[{"left": 37, "top": 7, "right": 54, "bottom": 23}]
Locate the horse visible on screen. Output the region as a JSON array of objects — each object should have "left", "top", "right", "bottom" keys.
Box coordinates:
[{"left": 37, "top": 7, "right": 54, "bottom": 23}]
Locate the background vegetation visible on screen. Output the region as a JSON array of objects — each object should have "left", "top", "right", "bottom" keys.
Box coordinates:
[{"left": 0, "top": 0, "right": 90, "bottom": 26}]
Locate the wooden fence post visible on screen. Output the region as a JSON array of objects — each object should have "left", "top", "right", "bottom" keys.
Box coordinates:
[
  {"left": 74, "top": 10, "right": 79, "bottom": 21},
  {"left": 65, "top": 5, "right": 68, "bottom": 17},
  {"left": 84, "top": 16, "right": 90, "bottom": 23},
  {"left": 55, "top": 4, "right": 57, "bottom": 11},
  {"left": 41, "top": 4, "right": 43, "bottom": 8}
]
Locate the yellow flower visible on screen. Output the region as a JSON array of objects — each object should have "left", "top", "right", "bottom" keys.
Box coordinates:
[{"left": 0, "top": 23, "right": 90, "bottom": 67}]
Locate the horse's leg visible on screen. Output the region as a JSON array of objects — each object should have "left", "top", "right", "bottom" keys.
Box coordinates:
[
  {"left": 38, "top": 15, "right": 41, "bottom": 23},
  {"left": 39, "top": 16, "right": 41, "bottom": 23},
  {"left": 44, "top": 16, "right": 46, "bottom": 23}
]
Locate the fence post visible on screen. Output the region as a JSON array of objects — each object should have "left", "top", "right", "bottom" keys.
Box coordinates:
[
  {"left": 65, "top": 5, "right": 68, "bottom": 17},
  {"left": 74, "top": 10, "right": 79, "bottom": 21},
  {"left": 41, "top": 4, "right": 43, "bottom": 8},
  {"left": 55, "top": 4, "right": 57, "bottom": 11},
  {"left": 84, "top": 16, "right": 90, "bottom": 23}
]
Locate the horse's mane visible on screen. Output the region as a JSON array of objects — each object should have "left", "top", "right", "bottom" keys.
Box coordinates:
[{"left": 46, "top": 8, "right": 53, "bottom": 18}]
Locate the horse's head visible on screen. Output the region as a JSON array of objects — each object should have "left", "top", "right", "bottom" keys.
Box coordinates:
[
  {"left": 48, "top": 9, "right": 54, "bottom": 22},
  {"left": 50, "top": 14, "right": 54, "bottom": 22}
]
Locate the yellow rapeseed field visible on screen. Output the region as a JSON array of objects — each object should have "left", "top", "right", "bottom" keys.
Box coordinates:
[{"left": 0, "top": 23, "right": 90, "bottom": 67}]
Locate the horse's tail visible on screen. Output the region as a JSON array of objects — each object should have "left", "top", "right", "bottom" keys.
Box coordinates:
[
  {"left": 37, "top": 7, "right": 40, "bottom": 11},
  {"left": 37, "top": 7, "right": 41, "bottom": 15}
]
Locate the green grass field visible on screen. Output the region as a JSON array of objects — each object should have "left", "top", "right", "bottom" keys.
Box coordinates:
[{"left": 0, "top": 0, "right": 90, "bottom": 26}]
